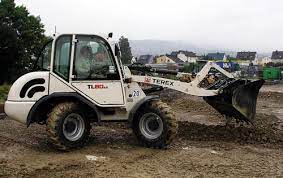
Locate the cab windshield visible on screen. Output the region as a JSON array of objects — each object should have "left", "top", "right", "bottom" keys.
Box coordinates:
[{"left": 33, "top": 40, "right": 53, "bottom": 71}]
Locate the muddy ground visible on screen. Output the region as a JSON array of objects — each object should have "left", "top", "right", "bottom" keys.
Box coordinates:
[{"left": 0, "top": 87, "right": 282, "bottom": 177}]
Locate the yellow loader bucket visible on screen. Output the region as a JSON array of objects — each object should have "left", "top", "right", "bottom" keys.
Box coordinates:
[{"left": 204, "top": 79, "right": 265, "bottom": 123}]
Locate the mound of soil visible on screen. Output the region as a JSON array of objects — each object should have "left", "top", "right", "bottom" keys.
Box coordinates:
[{"left": 178, "top": 113, "right": 282, "bottom": 145}]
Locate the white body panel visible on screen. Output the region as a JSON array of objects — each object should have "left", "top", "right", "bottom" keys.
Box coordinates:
[
  {"left": 100, "top": 82, "right": 146, "bottom": 121},
  {"left": 5, "top": 72, "right": 50, "bottom": 123},
  {"left": 49, "top": 72, "right": 126, "bottom": 107},
  {"left": 5, "top": 70, "right": 128, "bottom": 124},
  {"left": 124, "top": 82, "right": 146, "bottom": 110},
  {"left": 100, "top": 110, "right": 128, "bottom": 121},
  {"left": 5, "top": 101, "right": 35, "bottom": 124},
  {"left": 7, "top": 72, "right": 49, "bottom": 101},
  {"left": 49, "top": 74, "right": 74, "bottom": 93},
  {"left": 71, "top": 81, "right": 124, "bottom": 105}
]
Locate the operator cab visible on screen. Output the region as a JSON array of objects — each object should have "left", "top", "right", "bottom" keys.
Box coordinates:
[
  {"left": 33, "top": 35, "right": 122, "bottom": 79},
  {"left": 35, "top": 34, "right": 126, "bottom": 106}
]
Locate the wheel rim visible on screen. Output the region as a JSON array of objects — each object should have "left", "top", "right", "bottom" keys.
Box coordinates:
[
  {"left": 63, "top": 113, "right": 85, "bottom": 141},
  {"left": 139, "top": 113, "right": 163, "bottom": 140}
]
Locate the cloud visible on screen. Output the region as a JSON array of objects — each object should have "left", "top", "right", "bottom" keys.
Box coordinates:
[{"left": 15, "top": 0, "right": 283, "bottom": 52}]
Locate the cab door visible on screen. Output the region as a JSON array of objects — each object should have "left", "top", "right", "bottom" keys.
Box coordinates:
[{"left": 70, "top": 35, "right": 125, "bottom": 106}]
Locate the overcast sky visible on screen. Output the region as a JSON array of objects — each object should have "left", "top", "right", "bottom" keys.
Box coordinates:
[{"left": 16, "top": 0, "right": 283, "bottom": 52}]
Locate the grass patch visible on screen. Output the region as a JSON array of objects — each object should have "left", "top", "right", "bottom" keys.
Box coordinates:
[{"left": 0, "top": 84, "right": 10, "bottom": 102}]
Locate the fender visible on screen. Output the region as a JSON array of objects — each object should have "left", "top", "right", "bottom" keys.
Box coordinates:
[
  {"left": 26, "top": 92, "right": 101, "bottom": 127},
  {"left": 128, "top": 95, "right": 159, "bottom": 125}
]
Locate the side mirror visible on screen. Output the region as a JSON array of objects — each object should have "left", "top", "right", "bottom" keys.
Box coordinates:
[{"left": 108, "top": 32, "right": 113, "bottom": 39}]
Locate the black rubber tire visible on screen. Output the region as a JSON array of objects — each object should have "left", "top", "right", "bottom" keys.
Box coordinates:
[
  {"left": 46, "top": 102, "right": 90, "bottom": 151},
  {"left": 132, "top": 100, "right": 178, "bottom": 148}
]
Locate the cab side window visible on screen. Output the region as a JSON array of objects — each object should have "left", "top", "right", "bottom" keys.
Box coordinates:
[
  {"left": 73, "top": 36, "right": 119, "bottom": 80},
  {"left": 36, "top": 40, "right": 52, "bottom": 71},
  {"left": 53, "top": 35, "right": 72, "bottom": 81}
]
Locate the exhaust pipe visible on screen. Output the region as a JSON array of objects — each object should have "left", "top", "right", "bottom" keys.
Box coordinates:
[{"left": 204, "top": 79, "right": 265, "bottom": 123}]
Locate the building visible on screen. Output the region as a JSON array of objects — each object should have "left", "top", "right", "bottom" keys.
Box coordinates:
[
  {"left": 271, "top": 50, "right": 283, "bottom": 63},
  {"left": 236, "top": 51, "right": 257, "bottom": 66},
  {"left": 156, "top": 55, "right": 184, "bottom": 64},
  {"left": 207, "top": 53, "right": 226, "bottom": 61},
  {"left": 136, "top": 55, "right": 154, "bottom": 64},
  {"left": 171, "top": 50, "right": 198, "bottom": 63},
  {"left": 256, "top": 57, "right": 272, "bottom": 66}
]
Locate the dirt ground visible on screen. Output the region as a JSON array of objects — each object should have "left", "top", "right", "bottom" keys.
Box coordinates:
[
  {"left": 0, "top": 86, "right": 282, "bottom": 177},
  {"left": 260, "top": 82, "right": 283, "bottom": 93}
]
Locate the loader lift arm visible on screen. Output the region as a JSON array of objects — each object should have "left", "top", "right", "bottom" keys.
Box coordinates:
[{"left": 131, "top": 62, "right": 233, "bottom": 97}]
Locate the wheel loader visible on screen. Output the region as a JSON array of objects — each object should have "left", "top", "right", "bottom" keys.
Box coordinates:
[{"left": 3, "top": 33, "right": 264, "bottom": 150}]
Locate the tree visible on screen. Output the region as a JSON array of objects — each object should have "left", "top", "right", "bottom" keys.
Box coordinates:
[
  {"left": 0, "top": 0, "right": 48, "bottom": 84},
  {"left": 118, "top": 36, "right": 132, "bottom": 64},
  {"left": 181, "top": 63, "right": 203, "bottom": 73},
  {"left": 182, "top": 63, "right": 195, "bottom": 73},
  {"left": 201, "top": 55, "right": 209, "bottom": 61}
]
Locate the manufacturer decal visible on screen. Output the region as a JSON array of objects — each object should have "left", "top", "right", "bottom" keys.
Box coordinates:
[
  {"left": 143, "top": 77, "right": 174, "bottom": 86},
  {"left": 87, "top": 84, "right": 108, "bottom": 89},
  {"left": 20, "top": 78, "right": 45, "bottom": 98},
  {"left": 144, "top": 77, "right": 152, "bottom": 83},
  {"left": 152, "top": 79, "right": 174, "bottom": 86}
]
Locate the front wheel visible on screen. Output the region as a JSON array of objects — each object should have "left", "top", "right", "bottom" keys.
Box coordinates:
[
  {"left": 46, "top": 102, "right": 90, "bottom": 150},
  {"left": 132, "top": 100, "right": 178, "bottom": 148}
]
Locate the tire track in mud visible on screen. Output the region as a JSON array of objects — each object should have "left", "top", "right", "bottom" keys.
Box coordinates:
[{"left": 0, "top": 116, "right": 281, "bottom": 152}]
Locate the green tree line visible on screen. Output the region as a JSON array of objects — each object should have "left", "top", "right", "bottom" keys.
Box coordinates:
[{"left": 0, "top": 0, "right": 48, "bottom": 84}]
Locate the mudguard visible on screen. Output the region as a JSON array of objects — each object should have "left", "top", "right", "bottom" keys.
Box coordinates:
[
  {"left": 27, "top": 92, "right": 101, "bottom": 127},
  {"left": 128, "top": 95, "right": 159, "bottom": 124}
]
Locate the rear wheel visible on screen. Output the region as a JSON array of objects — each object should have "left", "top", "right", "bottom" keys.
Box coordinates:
[
  {"left": 46, "top": 102, "right": 90, "bottom": 150},
  {"left": 133, "top": 100, "right": 178, "bottom": 148}
]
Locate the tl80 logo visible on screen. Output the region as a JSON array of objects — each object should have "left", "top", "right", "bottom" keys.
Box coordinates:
[{"left": 87, "top": 84, "right": 108, "bottom": 89}]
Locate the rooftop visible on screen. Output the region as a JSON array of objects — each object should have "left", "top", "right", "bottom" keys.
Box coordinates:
[
  {"left": 166, "top": 55, "right": 184, "bottom": 63},
  {"left": 236, "top": 52, "right": 257, "bottom": 60},
  {"left": 171, "top": 50, "right": 197, "bottom": 57},
  {"left": 207, "top": 53, "right": 225, "bottom": 60},
  {"left": 137, "top": 55, "right": 154, "bottom": 64},
  {"left": 271, "top": 51, "right": 283, "bottom": 60}
]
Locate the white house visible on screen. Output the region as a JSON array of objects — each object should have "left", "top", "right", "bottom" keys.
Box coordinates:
[
  {"left": 171, "top": 51, "right": 198, "bottom": 63},
  {"left": 254, "top": 57, "right": 272, "bottom": 65}
]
